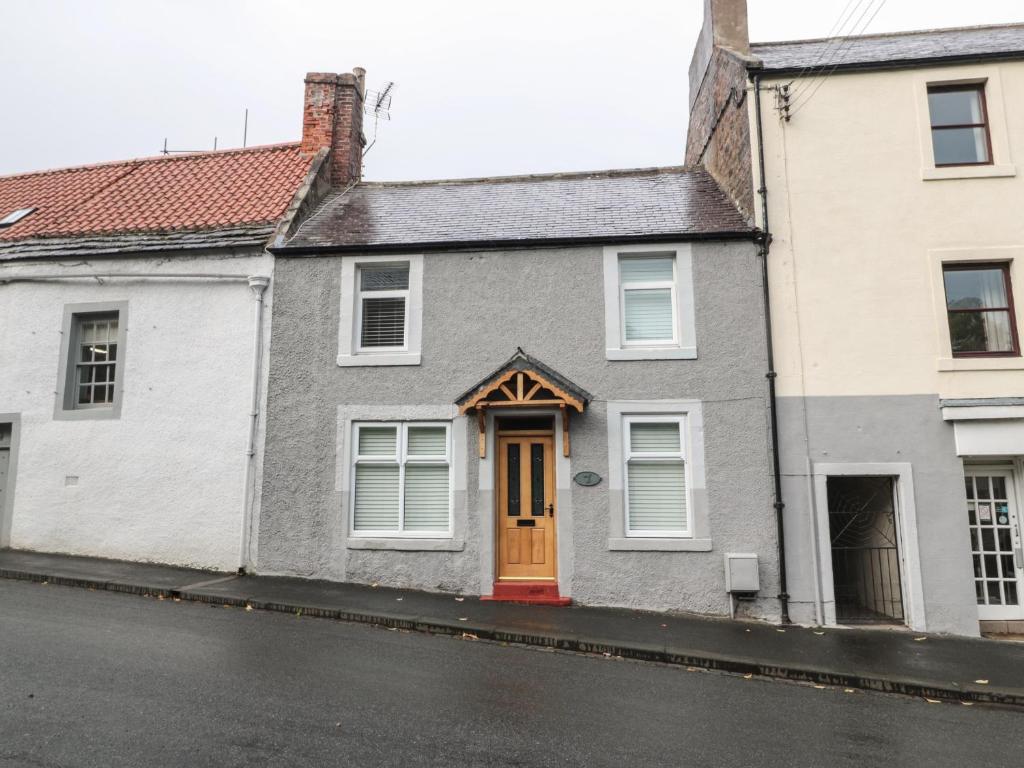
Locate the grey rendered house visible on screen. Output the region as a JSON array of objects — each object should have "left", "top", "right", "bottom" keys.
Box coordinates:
[{"left": 254, "top": 81, "right": 782, "bottom": 618}]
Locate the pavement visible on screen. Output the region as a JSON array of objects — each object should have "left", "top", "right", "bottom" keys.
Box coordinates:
[
  {"left": 2, "top": 577, "right": 1021, "bottom": 768},
  {"left": 1, "top": 548, "right": 1023, "bottom": 708}
]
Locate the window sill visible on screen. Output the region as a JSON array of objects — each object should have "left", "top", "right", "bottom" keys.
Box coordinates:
[
  {"left": 606, "top": 347, "right": 697, "bottom": 361},
  {"left": 347, "top": 537, "right": 463, "bottom": 552},
  {"left": 338, "top": 352, "right": 421, "bottom": 367},
  {"left": 53, "top": 406, "right": 121, "bottom": 421},
  {"left": 607, "top": 537, "right": 712, "bottom": 552},
  {"left": 937, "top": 356, "right": 1024, "bottom": 372},
  {"left": 922, "top": 164, "right": 1016, "bottom": 181}
]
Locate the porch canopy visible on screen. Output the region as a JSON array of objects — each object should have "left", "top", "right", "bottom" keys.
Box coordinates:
[{"left": 455, "top": 348, "right": 592, "bottom": 457}]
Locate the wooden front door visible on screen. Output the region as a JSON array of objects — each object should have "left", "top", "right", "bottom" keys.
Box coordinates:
[{"left": 497, "top": 434, "right": 556, "bottom": 580}]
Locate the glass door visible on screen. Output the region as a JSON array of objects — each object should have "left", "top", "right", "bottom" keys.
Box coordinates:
[{"left": 966, "top": 470, "right": 1024, "bottom": 620}]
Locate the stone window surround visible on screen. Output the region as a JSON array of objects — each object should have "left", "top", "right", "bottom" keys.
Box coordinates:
[
  {"left": 338, "top": 254, "right": 423, "bottom": 367},
  {"left": 928, "top": 246, "right": 1024, "bottom": 372},
  {"left": 602, "top": 243, "right": 697, "bottom": 361},
  {"left": 915, "top": 66, "right": 1016, "bottom": 181},
  {"left": 335, "top": 404, "right": 466, "bottom": 551},
  {"left": 54, "top": 301, "right": 129, "bottom": 421},
  {"left": 0, "top": 412, "right": 20, "bottom": 548},
  {"left": 605, "top": 400, "right": 712, "bottom": 551}
]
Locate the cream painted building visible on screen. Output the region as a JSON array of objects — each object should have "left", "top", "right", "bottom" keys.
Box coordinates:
[{"left": 687, "top": 0, "right": 1024, "bottom": 636}]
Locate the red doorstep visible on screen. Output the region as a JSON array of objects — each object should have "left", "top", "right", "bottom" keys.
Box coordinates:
[{"left": 481, "top": 581, "right": 572, "bottom": 606}]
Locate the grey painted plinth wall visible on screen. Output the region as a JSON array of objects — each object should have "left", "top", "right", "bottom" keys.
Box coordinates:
[
  {"left": 258, "top": 242, "right": 781, "bottom": 619},
  {"left": 778, "top": 395, "right": 979, "bottom": 636}
]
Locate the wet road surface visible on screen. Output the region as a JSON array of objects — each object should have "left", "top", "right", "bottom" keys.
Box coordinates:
[{"left": 0, "top": 579, "right": 1018, "bottom": 767}]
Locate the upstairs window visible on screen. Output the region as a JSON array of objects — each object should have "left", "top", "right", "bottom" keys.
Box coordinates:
[
  {"left": 56, "top": 302, "right": 128, "bottom": 420},
  {"left": 603, "top": 245, "right": 695, "bottom": 361},
  {"left": 73, "top": 313, "right": 120, "bottom": 407},
  {"left": 620, "top": 255, "right": 678, "bottom": 347},
  {"left": 943, "top": 263, "right": 1019, "bottom": 357},
  {"left": 357, "top": 263, "right": 409, "bottom": 350},
  {"left": 927, "top": 84, "right": 992, "bottom": 167}
]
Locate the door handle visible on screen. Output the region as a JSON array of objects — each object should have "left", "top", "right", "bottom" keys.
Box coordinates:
[{"left": 546, "top": 504, "right": 554, "bottom": 517}]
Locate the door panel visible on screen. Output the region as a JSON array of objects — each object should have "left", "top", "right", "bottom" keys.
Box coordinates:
[
  {"left": 966, "top": 470, "right": 1024, "bottom": 621},
  {"left": 497, "top": 436, "right": 556, "bottom": 580}
]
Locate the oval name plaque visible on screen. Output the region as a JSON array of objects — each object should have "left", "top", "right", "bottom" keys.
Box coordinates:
[{"left": 574, "top": 471, "right": 602, "bottom": 487}]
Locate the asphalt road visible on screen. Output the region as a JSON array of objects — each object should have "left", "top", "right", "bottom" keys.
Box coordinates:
[{"left": 0, "top": 580, "right": 1019, "bottom": 768}]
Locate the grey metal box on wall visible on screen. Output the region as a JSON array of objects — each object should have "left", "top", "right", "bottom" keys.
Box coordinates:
[{"left": 725, "top": 553, "right": 760, "bottom": 593}]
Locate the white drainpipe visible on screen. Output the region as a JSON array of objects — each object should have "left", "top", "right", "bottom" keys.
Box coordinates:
[
  {"left": 0, "top": 270, "right": 271, "bottom": 573},
  {"left": 240, "top": 275, "right": 270, "bottom": 573}
]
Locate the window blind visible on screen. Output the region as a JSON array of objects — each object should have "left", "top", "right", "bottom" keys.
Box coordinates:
[
  {"left": 623, "top": 289, "right": 673, "bottom": 342},
  {"left": 627, "top": 461, "right": 687, "bottom": 532},
  {"left": 358, "top": 426, "right": 398, "bottom": 456},
  {"left": 407, "top": 426, "right": 446, "bottom": 456},
  {"left": 630, "top": 422, "right": 681, "bottom": 453},
  {"left": 620, "top": 257, "right": 673, "bottom": 282},
  {"left": 353, "top": 464, "right": 400, "bottom": 531},
  {"left": 403, "top": 464, "right": 450, "bottom": 530},
  {"left": 361, "top": 298, "right": 406, "bottom": 348}
]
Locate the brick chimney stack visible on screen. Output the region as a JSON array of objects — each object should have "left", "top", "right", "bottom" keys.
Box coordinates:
[
  {"left": 688, "top": 0, "right": 749, "bottom": 107},
  {"left": 300, "top": 69, "right": 366, "bottom": 187}
]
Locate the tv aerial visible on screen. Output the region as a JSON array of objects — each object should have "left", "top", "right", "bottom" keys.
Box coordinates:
[{"left": 363, "top": 81, "right": 394, "bottom": 156}]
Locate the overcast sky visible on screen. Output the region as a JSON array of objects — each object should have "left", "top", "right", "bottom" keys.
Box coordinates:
[{"left": 1, "top": 1, "right": 1020, "bottom": 180}]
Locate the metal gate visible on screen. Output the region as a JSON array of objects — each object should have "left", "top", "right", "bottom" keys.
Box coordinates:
[{"left": 827, "top": 476, "right": 905, "bottom": 623}]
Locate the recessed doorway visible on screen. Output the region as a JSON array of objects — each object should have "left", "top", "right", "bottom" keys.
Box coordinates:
[{"left": 827, "top": 475, "right": 905, "bottom": 624}]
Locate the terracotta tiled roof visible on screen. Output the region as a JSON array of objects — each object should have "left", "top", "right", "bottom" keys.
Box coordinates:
[{"left": 0, "top": 143, "right": 312, "bottom": 243}]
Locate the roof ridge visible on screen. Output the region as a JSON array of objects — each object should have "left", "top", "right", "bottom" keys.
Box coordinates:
[
  {"left": 752, "top": 20, "right": 1024, "bottom": 49},
  {"left": 357, "top": 165, "right": 701, "bottom": 188},
  {"left": 0, "top": 141, "right": 302, "bottom": 182}
]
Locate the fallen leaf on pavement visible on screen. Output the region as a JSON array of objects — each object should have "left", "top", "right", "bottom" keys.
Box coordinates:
[
  {"left": 686, "top": 667, "right": 699, "bottom": 672},
  {"left": 843, "top": 689, "right": 855, "bottom": 693},
  {"left": 974, "top": 679, "right": 989, "bottom": 685},
  {"left": 743, "top": 674, "right": 753, "bottom": 679},
  {"left": 914, "top": 636, "right": 927, "bottom": 642},
  {"left": 461, "top": 632, "right": 479, "bottom": 641},
  {"left": 924, "top": 698, "right": 941, "bottom": 704},
  {"left": 245, "top": 604, "right": 253, "bottom": 612}
]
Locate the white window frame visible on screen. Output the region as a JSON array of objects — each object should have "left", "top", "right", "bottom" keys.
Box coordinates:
[
  {"left": 350, "top": 420, "right": 453, "bottom": 538},
  {"left": 619, "top": 256, "right": 679, "bottom": 348},
  {"left": 603, "top": 243, "right": 696, "bottom": 360},
  {"left": 354, "top": 263, "right": 411, "bottom": 354},
  {"left": 338, "top": 254, "right": 423, "bottom": 367},
  {"left": 623, "top": 414, "right": 692, "bottom": 538}
]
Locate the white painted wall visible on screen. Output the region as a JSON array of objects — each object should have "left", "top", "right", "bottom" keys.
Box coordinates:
[
  {"left": 0, "top": 251, "right": 273, "bottom": 571},
  {"left": 754, "top": 60, "right": 1024, "bottom": 401}
]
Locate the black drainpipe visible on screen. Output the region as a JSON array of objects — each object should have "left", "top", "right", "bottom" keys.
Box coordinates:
[{"left": 753, "top": 73, "right": 790, "bottom": 624}]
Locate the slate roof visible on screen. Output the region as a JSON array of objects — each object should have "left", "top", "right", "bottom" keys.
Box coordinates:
[
  {"left": 752, "top": 22, "right": 1024, "bottom": 74},
  {"left": 0, "top": 143, "right": 313, "bottom": 259},
  {"left": 280, "top": 167, "right": 752, "bottom": 252}
]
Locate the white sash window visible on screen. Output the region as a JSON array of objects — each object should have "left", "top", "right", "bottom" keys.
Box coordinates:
[{"left": 351, "top": 422, "right": 452, "bottom": 537}]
